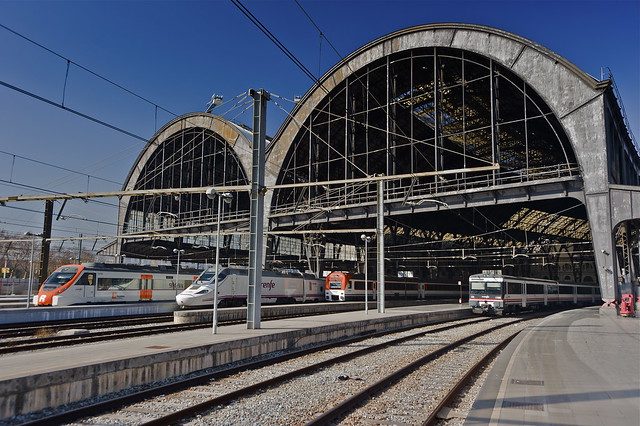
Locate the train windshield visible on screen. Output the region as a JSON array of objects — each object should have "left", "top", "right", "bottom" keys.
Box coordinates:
[
  {"left": 189, "top": 269, "right": 228, "bottom": 290},
  {"left": 329, "top": 281, "right": 342, "bottom": 289},
  {"left": 42, "top": 267, "right": 78, "bottom": 290},
  {"left": 470, "top": 280, "right": 501, "bottom": 293}
]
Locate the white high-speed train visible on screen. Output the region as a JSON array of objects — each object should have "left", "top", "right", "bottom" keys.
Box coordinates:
[{"left": 176, "top": 267, "right": 325, "bottom": 308}]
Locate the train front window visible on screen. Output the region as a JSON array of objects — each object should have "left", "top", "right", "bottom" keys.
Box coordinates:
[
  {"left": 42, "top": 267, "right": 78, "bottom": 290},
  {"left": 470, "top": 282, "right": 485, "bottom": 291},
  {"left": 198, "top": 272, "right": 215, "bottom": 282},
  {"left": 470, "top": 281, "right": 501, "bottom": 293}
]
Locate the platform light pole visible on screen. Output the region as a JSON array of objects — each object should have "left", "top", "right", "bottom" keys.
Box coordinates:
[
  {"left": 361, "top": 234, "right": 371, "bottom": 314},
  {"left": 206, "top": 188, "right": 233, "bottom": 334},
  {"left": 173, "top": 248, "right": 185, "bottom": 295},
  {"left": 24, "top": 232, "right": 42, "bottom": 308},
  {"left": 377, "top": 180, "right": 385, "bottom": 313}
]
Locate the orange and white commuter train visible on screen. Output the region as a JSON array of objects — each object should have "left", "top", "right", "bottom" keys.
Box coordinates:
[
  {"left": 469, "top": 273, "right": 600, "bottom": 315},
  {"left": 34, "top": 263, "right": 200, "bottom": 306},
  {"left": 324, "top": 271, "right": 467, "bottom": 302}
]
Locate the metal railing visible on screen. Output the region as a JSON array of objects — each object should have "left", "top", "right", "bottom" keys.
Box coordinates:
[
  {"left": 124, "top": 163, "right": 580, "bottom": 234},
  {"left": 270, "top": 163, "right": 580, "bottom": 216}
]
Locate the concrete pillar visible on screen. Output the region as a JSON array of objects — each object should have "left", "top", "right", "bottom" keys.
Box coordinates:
[{"left": 585, "top": 192, "right": 617, "bottom": 306}]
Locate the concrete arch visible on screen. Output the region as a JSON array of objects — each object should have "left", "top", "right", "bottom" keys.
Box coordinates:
[
  {"left": 118, "top": 113, "right": 254, "bottom": 239},
  {"left": 266, "top": 23, "right": 609, "bottom": 195},
  {"left": 123, "top": 112, "right": 254, "bottom": 192},
  {"left": 262, "top": 23, "right": 640, "bottom": 304}
]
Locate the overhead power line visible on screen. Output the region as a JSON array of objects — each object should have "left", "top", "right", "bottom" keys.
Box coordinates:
[
  {"left": 0, "top": 23, "right": 180, "bottom": 119},
  {"left": 0, "top": 79, "right": 149, "bottom": 143},
  {"left": 293, "top": 0, "right": 343, "bottom": 60},
  {"left": 1, "top": 205, "right": 118, "bottom": 227},
  {"left": 229, "top": 0, "right": 328, "bottom": 94},
  {"left": 0, "top": 150, "right": 122, "bottom": 186}
]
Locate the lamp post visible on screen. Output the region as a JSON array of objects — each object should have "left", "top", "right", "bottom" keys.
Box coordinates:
[
  {"left": 24, "top": 232, "right": 42, "bottom": 308},
  {"left": 206, "top": 188, "right": 233, "bottom": 334},
  {"left": 361, "top": 234, "right": 372, "bottom": 314},
  {"left": 173, "top": 248, "right": 185, "bottom": 295}
]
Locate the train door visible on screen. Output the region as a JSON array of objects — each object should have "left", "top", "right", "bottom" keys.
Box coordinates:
[
  {"left": 83, "top": 273, "right": 96, "bottom": 299},
  {"left": 73, "top": 273, "right": 95, "bottom": 302},
  {"left": 302, "top": 278, "right": 307, "bottom": 302},
  {"left": 140, "top": 274, "right": 153, "bottom": 301},
  {"left": 231, "top": 275, "right": 237, "bottom": 299}
]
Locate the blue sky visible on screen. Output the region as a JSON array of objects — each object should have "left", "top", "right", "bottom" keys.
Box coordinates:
[{"left": 0, "top": 0, "right": 638, "bottom": 248}]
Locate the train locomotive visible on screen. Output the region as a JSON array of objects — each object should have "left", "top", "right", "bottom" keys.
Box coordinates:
[
  {"left": 469, "top": 272, "right": 600, "bottom": 315},
  {"left": 34, "top": 263, "right": 201, "bottom": 306},
  {"left": 175, "top": 267, "right": 325, "bottom": 308},
  {"left": 324, "top": 271, "right": 467, "bottom": 302}
]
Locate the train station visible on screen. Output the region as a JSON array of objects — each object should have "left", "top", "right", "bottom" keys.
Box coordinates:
[{"left": 0, "top": 12, "right": 638, "bottom": 426}]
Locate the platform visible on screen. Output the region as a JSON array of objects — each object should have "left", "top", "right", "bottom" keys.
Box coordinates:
[
  {"left": 466, "top": 307, "right": 640, "bottom": 425},
  {"left": 0, "top": 303, "right": 470, "bottom": 420},
  {"left": 174, "top": 299, "right": 452, "bottom": 323},
  {"left": 0, "top": 301, "right": 178, "bottom": 325}
]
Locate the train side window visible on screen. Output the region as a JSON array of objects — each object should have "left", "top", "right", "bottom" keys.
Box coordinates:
[
  {"left": 99, "top": 278, "right": 140, "bottom": 291},
  {"left": 507, "top": 282, "right": 522, "bottom": 294},
  {"left": 528, "top": 283, "right": 543, "bottom": 294},
  {"left": 76, "top": 273, "right": 96, "bottom": 286}
]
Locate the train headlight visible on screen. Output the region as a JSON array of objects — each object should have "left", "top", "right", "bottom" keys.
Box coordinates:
[{"left": 194, "top": 288, "right": 210, "bottom": 295}]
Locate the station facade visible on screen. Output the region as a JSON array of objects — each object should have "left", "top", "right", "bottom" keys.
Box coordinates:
[{"left": 113, "top": 24, "right": 640, "bottom": 306}]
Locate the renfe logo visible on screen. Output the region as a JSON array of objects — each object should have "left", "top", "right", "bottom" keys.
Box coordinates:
[{"left": 262, "top": 280, "right": 276, "bottom": 291}]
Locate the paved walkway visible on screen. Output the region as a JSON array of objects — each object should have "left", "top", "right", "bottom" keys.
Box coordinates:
[{"left": 466, "top": 307, "right": 640, "bottom": 425}]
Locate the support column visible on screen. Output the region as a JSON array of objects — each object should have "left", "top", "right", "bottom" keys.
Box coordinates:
[
  {"left": 247, "top": 89, "right": 269, "bottom": 330},
  {"left": 585, "top": 192, "right": 617, "bottom": 306},
  {"left": 38, "top": 200, "right": 53, "bottom": 284},
  {"left": 377, "top": 180, "right": 385, "bottom": 313}
]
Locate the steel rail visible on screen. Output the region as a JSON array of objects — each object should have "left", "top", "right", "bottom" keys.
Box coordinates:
[
  {"left": 22, "top": 316, "right": 482, "bottom": 426},
  {"left": 0, "top": 314, "right": 173, "bottom": 339},
  {"left": 0, "top": 322, "right": 209, "bottom": 354},
  {"left": 421, "top": 327, "right": 522, "bottom": 425},
  {"left": 305, "top": 314, "right": 544, "bottom": 425},
  {"left": 140, "top": 317, "right": 491, "bottom": 426}
]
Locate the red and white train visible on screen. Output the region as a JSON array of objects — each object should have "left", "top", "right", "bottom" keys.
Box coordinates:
[
  {"left": 324, "top": 271, "right": 467, "bottom": 302},
  {"left": 34, "top": 263, "right": 200, "bottom": 306},
  {"left": 469, "top": 273, "right": 600, "bottom": 315}
]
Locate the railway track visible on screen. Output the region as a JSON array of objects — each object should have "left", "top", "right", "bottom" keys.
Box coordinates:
[
  {"left": 17, "top": 316, "right": 485, "bottom": 425},
  {"left": 0, "top": 314, "right": 174, "bottom": 339},
  {"left": 0, "top": 310, "right": 374, "bottom": 355},
  {"left": 12, "top": 318, "right": 482, "bottom": 425},
  {"left": 63, "top": 313, "right": 548, "bottom": 426}
]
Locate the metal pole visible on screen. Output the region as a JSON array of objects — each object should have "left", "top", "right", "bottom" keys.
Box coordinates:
[
  {"left": 213, "top": 195, "right": 222, "bottom": 334},
  {"left": 27, "top": 237, "right": 34, "bottom": 308},
  {"left": 377, "top": 180, "right": 385, "bottom": 313},
  {"left": 77, "top": 233, "right": 83, "bottom": 264},
  {"left": 458, "top": 280, "right": 462, "bottom": 305},
  {"left": 247, "top": 88, "right": 269, "bottom": 330},
  {"left": 175, "top": 250, "right": 181, "bottom": 296},
  {"left": 364, "top": 237, "right": 368, "bottom": 314}
]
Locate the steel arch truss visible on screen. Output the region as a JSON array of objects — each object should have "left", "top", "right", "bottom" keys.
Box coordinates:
[{"left": 271, "top": 47, "right": 578, "bottom": 215}]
